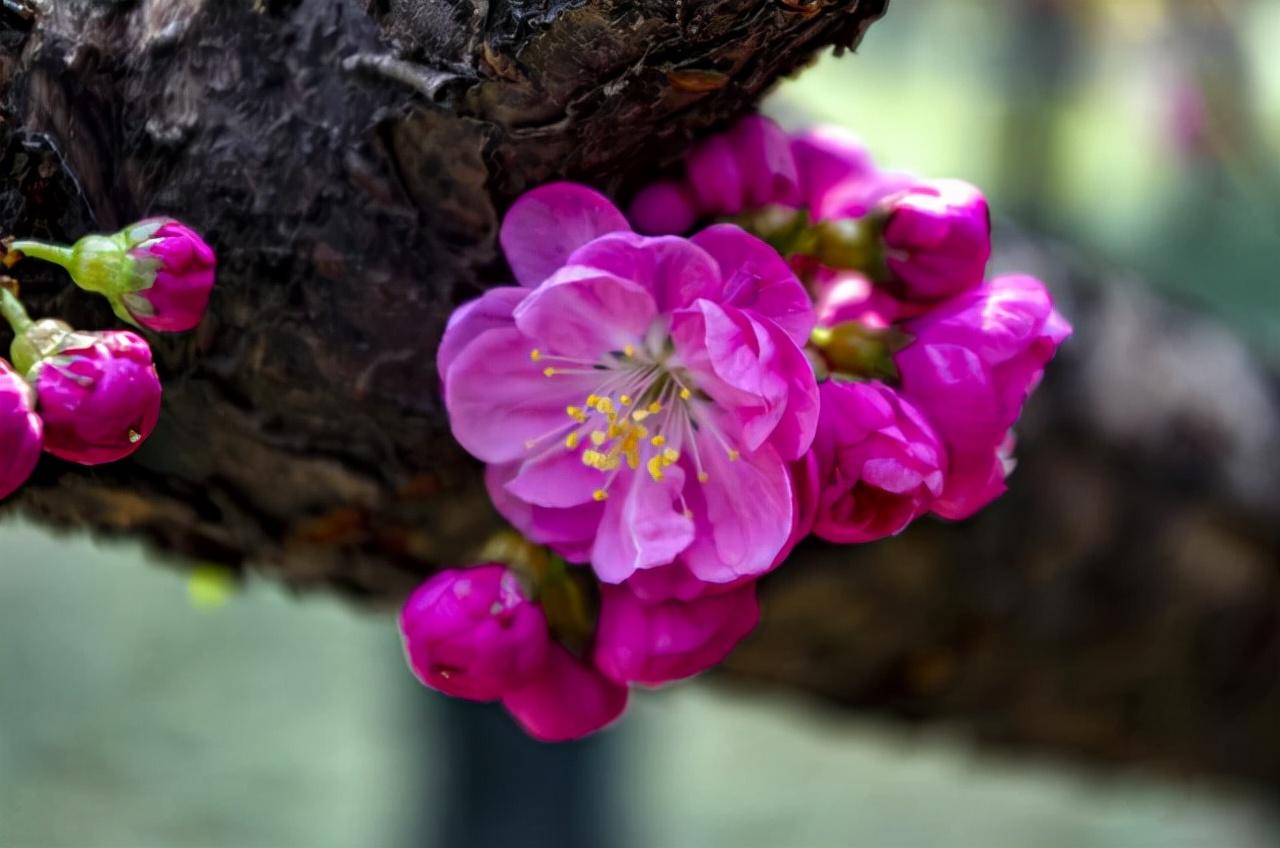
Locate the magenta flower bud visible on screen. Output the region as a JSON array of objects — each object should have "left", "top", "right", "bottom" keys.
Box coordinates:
[
  {"left": 628, "top": 180, "right": 699, "bottom": 236},
  {"left": 896, "top": 275, "right": 1071, "bottom": 518},
  {"left": 879, "top": 180, "right": 991, "bottom": 302},
  {"left": 811, "top": 380, "right": 945, "bottom": 543},
  {"left": 502, "top": 645, "right": 629, "bottom": 742},
  {"left": 11, "top": 218, "right": 215, "bottom": 332},
  {"left": 400, "top": 564, "right": 552, "bottom": 702},
  {"left": 0, "top": 359, "right": 42, "bottom": 500},
  {"left": 593, "top": 582, "right": 759, "bottom": 687},
  {"left": 27, "top": 329, "right": 163, "bottom": 465}
]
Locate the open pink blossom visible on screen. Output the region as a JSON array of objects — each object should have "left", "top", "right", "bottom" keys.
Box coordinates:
[
  {"left": 0, "top": 360, "right": 42, "bottom": 500},
  {"left": 33, "top": 330, "right": 163, "bottom": 465},
  {"left": 593, "top": 582, "right": 759, "bottom": 686},
  {"left": 400, "top": 564, "right": 551, "bottom": 702},
  {"left": 502, "top": 645, "right": 629, "bottom": 742},
  {"left": 895, "top": 275, "right": 1071, "bottom": 518},
  {"left": 811, "top": 379, "right": 945, "bottom": 543},
  {"left": 879, "top": 180, "right": 991, "bottom": 302},
  {"left": 444, "top": 183, "right": 819, "bottom": 587}
]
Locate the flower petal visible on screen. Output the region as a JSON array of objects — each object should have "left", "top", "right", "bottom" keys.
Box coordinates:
[
  {"left": 566, "top": 231, "right": 722, "bottom": 312},
  {"left": 513, "top": 265, "right": 658, "bottom": 359},
  {"left": 486, "top": 463, "right": 602, "bottom": 563},
  {"left": 691, "top": 224, "right": 815, "bottom": 346},
  {"left": 500, "top": 183, "right": 630, "bottom": 287},
  {"left": 591, "top": 467, "right": 696, "bottom": 584},
  {"left": 502, "top": 646, "right": 629, "bottom": 742},
  {"left": 679, "top": 442, "right": 793, "bottom": 584},
  {"left": 445, "top": 326, "right": 596, "bottom": 463},
  {"left": 436, "top": 287, "right": 526, "bottom": 386}
]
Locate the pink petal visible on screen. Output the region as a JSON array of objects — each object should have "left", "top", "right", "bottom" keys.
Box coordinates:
[
  {"left": 437, "top": 287, "right": 526, "bottom": 386},
  {"left": 502, "top": 646, "right": 629, "bottom": 742},
  {"left": 445, "top": 327, "right": 596, "bottom": 464},
  {"left": 566, "top": 231, "right": 722, "bottom": 312},
  {"left": 729, "top": 115, "right": 801, "bottom": 207},
  {"left": 500, "top": 183, "right": 630, "bottom": 287},
  {"left": 486, "top": 463, "right": 602, "bottom": 563},
  {"left": 691, "top": 224, "right": 815, "bottom": 347},
  {"left": 591, "top": 468, "right": 696, "bottom": 584},
  {"left": 679, "top": 441, "right": 793, "bottom": 584},
  {"left": 686, "top": 135, "right": 745, "bottom": 216},
  {"left": 513, "top": 266, "right": 658, "bottom": 359}
]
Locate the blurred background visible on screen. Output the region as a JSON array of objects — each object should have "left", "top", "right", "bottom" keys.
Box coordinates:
[{"left": 2, "top": 1, "right": 1279, "bottom": 846}]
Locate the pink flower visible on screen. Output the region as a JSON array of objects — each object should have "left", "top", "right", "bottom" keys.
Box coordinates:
[
  {"left": 32, "top": 330, "right": 163, "bottom": 465},
  {"left": 400, "top": 565, "right": 551, "bottom": 702},
  {"left": 502, "top": 645, "right": 629, "bottom": 742},
  {"left": 879, "top": 180, "right": 991, "bottom": 302},
  {"left": 811, "top": 380, "right": 945, "bottom": 543},
  {"left": 122, "top": 219, "right": 217, "bottom": 332},
  {"left": 895, "top": 275, "right": 1071, "bottom": 518},
  {"left": 0, "top": 360, "right": 42, "bottom": 500},
  {"left": 444, "top": 183, "right": 819, "bottom": 587},
  {"left": 593, "top": 581, "right": 759, "bottom": 686}
]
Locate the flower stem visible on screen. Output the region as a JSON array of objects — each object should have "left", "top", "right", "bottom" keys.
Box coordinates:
[
  {"left": 8, "top": 239, "right": 75, "bottom": 270},
  {"left": 0, "top": 286, "right": 32, "bottom": 336}
]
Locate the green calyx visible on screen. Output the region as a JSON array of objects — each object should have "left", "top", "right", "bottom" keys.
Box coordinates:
[
  {"left": 732, "top": 206, "right": 890, "bottom": 280},
  {"left": 0, "top": 286, "right": 91, "bottom": 377},
  {"left": 10, "top": 221, "right": 164, "bottom": 328},
  {"left": 479, "top": 529, "right": 600, "bottom": 658},
  {"left": 810, "top": 321, "right": 913, "bottom": 384}
]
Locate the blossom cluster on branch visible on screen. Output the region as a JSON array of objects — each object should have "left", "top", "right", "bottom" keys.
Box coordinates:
[
  {"left": 0, "top": 219, "right": 215, "bottom": 499},
  {"left": 404, "top": 116, "right": 1071, "bottom": 741}
]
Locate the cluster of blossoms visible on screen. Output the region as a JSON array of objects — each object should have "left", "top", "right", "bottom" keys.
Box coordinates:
[
  {"left": 0, "top": 219, "right": 215, "bottom": 501},
  {"left": 403, "top": 115, "right": 1070, "bottom": 741}
]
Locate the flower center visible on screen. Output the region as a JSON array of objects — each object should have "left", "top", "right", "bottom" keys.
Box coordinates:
[{"left": 525, "top": 329, "right": 740, "bottom": 504}]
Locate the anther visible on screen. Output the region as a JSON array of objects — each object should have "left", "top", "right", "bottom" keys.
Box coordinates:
[
  {"left": 592, "top": 489, "right": 609, "bottom": 501},
  {"left": 530, "top": 349, "right": 542, "bottom": 361},
  {"left": 679, "top": 387, "right": 692, "bottom": 400},
  {"left": 565, "top": 432, "right": 581, "bottom": 449},
  {"left": 543, "top": 367, "right": 556, "bottom": 377}
]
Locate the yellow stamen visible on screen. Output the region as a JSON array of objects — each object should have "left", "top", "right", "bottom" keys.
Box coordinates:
[
  {"left": 697, "top": 471, "right": 710, "bottom": 483},
  {"left": 530, "top": 349, "right": 542, "bottom": 361},
  {"left": 632, "top": 410, "right": 649, "bottom": 422},
  {"left": 650, "top": 435, "right": 666, "bottom": 447},
  {"left": 567, "top": 405, "right": 587, "bottom": 423},
  {"left": 595, "top": 397, "right": 615, "bottom": 415},
  {"left": 647, "top": 401, "right": 663, "bottom": 414},
  {"left": 679, "top": 387, "right": 692, "bottom": 400},
  {"left": 727, "top": 449, "right": 740, "bottom": 462},
  {"left": 593, "top": 489, "right": 609, "bottom": 501},
  {"left": 586, "top": 394, "right": 599, "bottom": 407},
  {"left": 543, "top": 367, "right": 556, "bottom": 377},
  {"left": 662, "top": 448, "right": 680, "bottom": 464},
  {"left": 619, "top": 394, "right": 632, "bottom": 406},
  {"left": 623, "top": 344, "right": 636, "bottom": 358},
  {"left": 590, "top": 431, "right": 607, "bottom": 446},
  {"left": 647, "top": 455, "right": 666, "bottom": 482},
  {"left": 565, "top": 432, "right": 581, "bottom": 449}
]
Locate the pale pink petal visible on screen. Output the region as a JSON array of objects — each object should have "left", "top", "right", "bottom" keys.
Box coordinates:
[{"left": 729, "top": 115, "right": 801, "bottom": 206}]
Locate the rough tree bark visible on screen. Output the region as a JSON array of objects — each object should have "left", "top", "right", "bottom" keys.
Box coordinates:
[{"left": 2, "top": 0, "right": 1278, "bottom": 788}]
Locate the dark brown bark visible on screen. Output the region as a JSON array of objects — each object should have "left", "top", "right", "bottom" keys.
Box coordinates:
[{"left": 4, "top": 0, "right": 1280, "bottom": 788}]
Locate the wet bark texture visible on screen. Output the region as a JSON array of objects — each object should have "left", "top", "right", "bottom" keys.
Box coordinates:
[{"left": 3, "top": 0, "right": 1279, "bottom": 787}]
